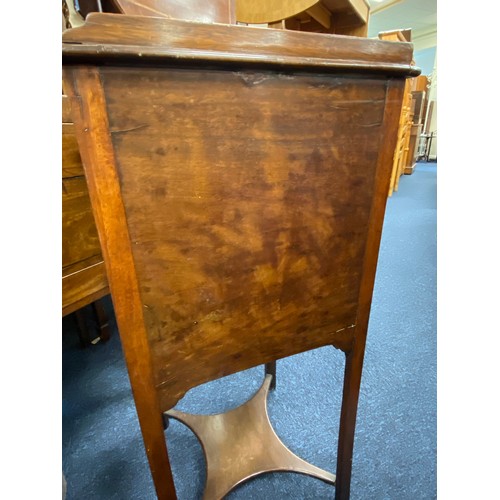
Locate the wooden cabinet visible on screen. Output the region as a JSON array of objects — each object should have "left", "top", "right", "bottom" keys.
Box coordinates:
[
  {"left": 63, "top": 13, "right": 417, "bottom": 498},
  {"left": 62, "top": 95, "right": 109, "bottom": 317}
]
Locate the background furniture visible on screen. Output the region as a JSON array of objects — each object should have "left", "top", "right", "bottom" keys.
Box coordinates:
[
  {"left": 70, "top": 0, "right": 235, "bottom": 23},
  {"left": 62, "top": 92, "right": 110, "bottom": 344},
  {"left": 418, "top": 131, "right": 437, "bottom": 163},
  {"left": 63, "top": 12, "right": 417, "bottom": 499},
  {"left": 68, "top": 0, "right": 369, "bottom": 36},
  {"left": 378, "top": 29, "right": 416, "bottom": 196},
  {"left": 236, "top": 0, "right": 370, "bottom": 36},
  {"left": 404, "top": 75, "right": 429, "bottom": 174}
]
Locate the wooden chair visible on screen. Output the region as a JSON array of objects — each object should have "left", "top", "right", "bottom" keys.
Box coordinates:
[{"left": 63, "top": 13, "right": 418, "bottom": 499}]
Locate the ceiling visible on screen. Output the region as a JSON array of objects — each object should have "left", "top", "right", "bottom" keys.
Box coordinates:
[{"left": 366, "top": 0, "right": 437, "bottom": 50}]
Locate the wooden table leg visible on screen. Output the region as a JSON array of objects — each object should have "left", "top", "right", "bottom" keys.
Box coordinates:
[{"left": 335, "top": 347, "right": 365, "bottom": 500}]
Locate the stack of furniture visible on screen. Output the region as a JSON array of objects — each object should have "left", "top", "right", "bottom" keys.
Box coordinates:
[{"left": 378, "top": 29, "right": 415, "bottom": 196}]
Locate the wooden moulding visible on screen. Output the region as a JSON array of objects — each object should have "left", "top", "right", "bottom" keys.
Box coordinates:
[{"left": 62, "top": 13, "right": 419, "bottom": 77}]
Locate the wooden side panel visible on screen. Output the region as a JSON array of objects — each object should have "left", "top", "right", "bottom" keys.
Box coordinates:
[{"left": 99, "top": 66, "right": 389, "bottom": 408}]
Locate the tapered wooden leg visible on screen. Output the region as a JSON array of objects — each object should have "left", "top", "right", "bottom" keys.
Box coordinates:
[
  {"left": 265, "top": 361, "right": 276, "bottom": 390},
  {"left": 335, "top": 346, "right": 365, "bottom": 500},
  {"left": 141, "top": 416, "right": 178, "bottom": 500}
]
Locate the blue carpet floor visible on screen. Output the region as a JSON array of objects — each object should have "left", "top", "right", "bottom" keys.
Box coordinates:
[{"left": 62, "top": 162, "right": 436, "bottom": 499}]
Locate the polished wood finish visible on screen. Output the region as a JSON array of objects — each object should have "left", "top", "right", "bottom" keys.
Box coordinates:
[
  {"left": 167, "top": 375, "right": 336, "bottom": 499},
  {"left": 63, "top": 13, "right": 417, "bottom": 499},
  {"left": 62, "top": 14, "right": 417, "bottom": 76}
]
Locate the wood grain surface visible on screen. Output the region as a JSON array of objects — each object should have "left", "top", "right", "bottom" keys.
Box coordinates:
[{"left": 97, "top": 66, "right": 391, "bottom": 409}]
